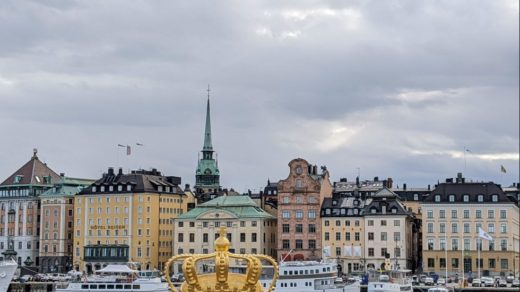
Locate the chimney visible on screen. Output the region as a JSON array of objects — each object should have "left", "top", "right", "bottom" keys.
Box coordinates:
[
  {"left": 340, "top": 178, "right": 347, "bottom": 182},
  {"left": 108, "top": 167, "right": 114, "bottom": 175},
  {"left": 428, "top": 184, "right": 431, "bottom": 190},
  {"left": 356, "top": 176, "right": 360, "bottom": 187},
  {"left": 118, "top": 168, "right": 123, "bottom": 175},
  {"left": 446, "top": 178, "right": 453, "bottom": 183},
  {"left": 374, "top": 176, "right": 379, "bottom": 182},
  {"left": 308, "top": 165, "right": 312, "bottom": 174},
  {"left": 403, "top": 183, "right": 407, "bottom": 190},
  {"left": 387, "top": 178, "right": 393, "bottom": 188},
  {"left": 313, "top": 165, "right": 317, "bottom": 175},
  {"left": 60, "top": 173, "right": 65, "bottom": 177},
  {"left": 383, "top": 180, "right": 387, "bottom": 188},
  {"left": 185, "top": 184, "right": 190, "bottom": 191},
  {"left": 333, "top": 182, "right": 337, "bottom": 188}
]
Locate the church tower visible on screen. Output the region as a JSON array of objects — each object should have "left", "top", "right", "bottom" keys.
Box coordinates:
[{"left": 195, "top": 88, "right": 220, "bottom": 193}]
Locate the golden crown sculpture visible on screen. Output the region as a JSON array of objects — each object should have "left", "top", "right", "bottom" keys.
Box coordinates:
[{"left": 164, "top": 227, "right": 278, "bottom": 292}]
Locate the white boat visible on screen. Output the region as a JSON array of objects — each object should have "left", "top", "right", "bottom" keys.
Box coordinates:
[
  {"left": 0, "top": 258, "right": 17, "bottom": 291},
  {"left": 56, "top": 265, "right": 168, "bottom": 292},
  {"left": 427, "top": 288, "right": 450, "bottom": 292},
  {"left": 259, "top": 260, "right": 360, "bottom": 292},
  {"left": 367, "top": 270, "right": 412, "bottom": 292}
]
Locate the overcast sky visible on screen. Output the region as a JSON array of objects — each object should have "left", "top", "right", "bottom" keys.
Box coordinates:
[{"left": 0, "top": 0, "right": 518, "bottom": 192}]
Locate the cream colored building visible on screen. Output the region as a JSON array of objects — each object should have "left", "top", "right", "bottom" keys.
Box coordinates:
[
  {"left": 173, "top": 196, "right": 276, "bottom": 273},
  {"left": 321, "top": 196, "right": 366, "bottom": 275},
  {"left": 422, "top": 176, "right": 520, "bottom": 277},
  {"left": 73, "top": 168, "right": 188, "bottom": 273}
]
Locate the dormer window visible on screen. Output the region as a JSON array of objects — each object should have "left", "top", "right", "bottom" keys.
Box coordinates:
[
  {"left": 109, "top": 185, "right": 114, "bottom": 192},
  {"left": 100, "top": 186, "right": 105, "bottom": 192},
  {"left": 117, "top": 185, "right": 122, "bottom": 192},
  {"left": 158, "top": 186, "right": 163, "bottom": 192},
  {"left": 127, "top": 185, "right": 132, "bottom": 191},
  {"left": 371, "top": 208, "right": 377, "bottom": 214},
  {"left": 477, "top": 195, "right": 483, "bottom": 202},
  {"left": 392, "top": 208, "right": 397, "bottom": 213},
  {"left": 43, "top": 175, "right": 51, "bottom": 184},
  {"left": 435, "top": 195, "right": 441, "bottom": 202},
  {"left": 449, "top": 195, "right": 455, "bottom": 202},
  {"left": 413, "top": 194, "right": 419, "bottom": 201},
  {"left": 463, "top": 195, "right": 469, "bottom": 202},
  {"left": 13, "top": 175, "right": 23, "bottom": 184},
  {"left": 92, "top": 186, "right": 97, "bottom": 193},
  {"left": 295, "top": 179, "right": 303, "bottom": 189}
]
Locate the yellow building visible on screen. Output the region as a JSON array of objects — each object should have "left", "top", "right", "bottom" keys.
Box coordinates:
[
  {"left": 73, "top": 168, "right": 189, "bottom": 273},
  {"left": 422, "top": 175, "right": 520, "bottom": 278}
]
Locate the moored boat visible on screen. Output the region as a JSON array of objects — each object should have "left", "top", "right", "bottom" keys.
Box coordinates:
[{"left": 0, "top": 258, "right": 17, "bottom": 291}]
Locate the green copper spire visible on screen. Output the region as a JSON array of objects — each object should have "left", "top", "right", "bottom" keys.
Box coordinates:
[
  {"left": 203, "top": 94, "right": 213, "bottom": 151},
  {"left": 195, "top": 86, "right": 220, "bottom": 192}
]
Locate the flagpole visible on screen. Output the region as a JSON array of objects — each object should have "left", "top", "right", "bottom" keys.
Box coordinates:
[
  {"left": 477, "top": 237, "right": 480, "bottom": 280},
  {"left": 461, "top": 241, "right": 464, "bottom": 287}
]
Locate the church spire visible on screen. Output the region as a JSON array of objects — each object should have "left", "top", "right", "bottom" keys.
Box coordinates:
[{"left": 203, "top": 85, "right": 213, "bottom": 151}]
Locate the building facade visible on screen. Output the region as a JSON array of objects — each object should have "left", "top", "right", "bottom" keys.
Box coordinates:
[
  {"left": 364, "top": 188, "right": 415, "bottom": 271},
  {"left": 422, "top": 174, "right": 520, "bottom": 277},
  {"left": 0, "top": 149, "right": 61, "bottom": 273},
  {"left": 277, "top": 158, "right": 333, "bottom": 261},
  {"left": 172, "top": 196, "right": 276, "bottom": 273},
  {"left": 39, "top": 176, "right": 94, "bottom": 273},
  {"left": 73, "top": 168, "right": 188, "bottom": 273},
  {"left": 321, "top": 196, "right": 366, "bottom": 275}
]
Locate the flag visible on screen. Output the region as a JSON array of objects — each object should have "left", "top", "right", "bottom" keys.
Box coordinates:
[
  {"left": 478, "top": 227, "right": 493, "bottom": 241},
  {"left": 344, "top": 246, "right": 352, "bottom": 256},
  {"left": 322, "top": 246, "right": 331, "bottom": 258},
  {"left": 501, "top": 165, "right": 507, "bottom": 173},
  {"left": 126, "top": 145, "right": 131, "bottom": 155}
]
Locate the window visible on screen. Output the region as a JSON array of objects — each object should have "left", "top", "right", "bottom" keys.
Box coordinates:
[
  {"left": 451, "top": 210, "right": 457, "bottom": 218},
  {"left": 240, "top": 233, "right": 246, "bottom": 242},
  {"left": 296, "top": 224, "right": 303, "bottom": 233},
  {"left": 439, "top": 210, "right": 445, "bottom": 218},
  {"left": 336, "top": 247, "right": 341, "bottom": 256},
  {"left": 463, "top": 195, "right": 469, "bottom": 202},
  {"left": 335, "top": 232, "right": 341, "bottom": 241},
  {"left": 295, "top": 179, "right": 303, "bottom": 189},
  {"left": 324, "top": 232, "right": 330, "bottom": 241},
  {"left": 428, "top": 223, "right": 433, "bottom": 233},
  {"left": 368, "top": 220, "right": 374, "bottom": 226},
  {"left": 282, "top": 197, "right": 289, "bottom": 204},
  {"left": 488, "top": 223, "right": 494, "bottom": 233},
  {"left": 452, "top": 239, "right": 458, "bottom": 250},
  {"left": 440, "top": 238, "right": 446, "bottom": 250},
  {"left": 308, "top": 210, "right": 316, "bottom": 219},
  {"left": 501, "top": 239, "right": 507, "bottom": 251},
  {"left": 452, "top": 223, "right": 458, "bottom": 233},
  {"left": 489, "top": 240, "right": 495, "bottom": 251},
  {"left": 488, "top": 210, "right": 494, "bottom": 219},
  {"left": 308, "top": 240, "right": 316, "bottom": 249},
  {"left": 428, "top": 239, "right": 434, "bottom": 250},
  {"left": 488, "top": 258, "right": 496, "bottom": 269},
  {"left": 476, "top": 210, "right": 481, "bottom": 218},
  {"left": 380, "top": 232, "right": 387, "bottom": 241},
  {"left": 178, "top": 233, "right": 183, "bottom": 242},
  {"left": 500, "top": 210, "right": 507, "bottom": 219},
  {"left": 324, "top": 220, "right": 329, "bottom": 226},
  {"left": 381, "top": 248, "right": 387, "bottom": 257},
  {"left": 440, "top": 223, "right": 445, "bottom": 233},
  {"left": 308, "top": 224, "right": 316, "bottom": 233},
  {"left": 282, "top": 211, "right": 290, "bottom": 219},
  {"left": 335, "top": 220, "right": 341, "bottom": 226},
  {"left": 380, "top": 220, "right": 386, "bottom": 226},
  {"left": 345, "top": 232, "right": 350, "bottom": 241},
  {"left": 394, "top": 232, "right": 400, "bottom": 241},
  {"left": 355, "top": 232, "right": 360, "bottom": 241},
  {"left": 500, "top": 223, "right": 507, "bottom": 233},
  {"left": 394, "top": 220, "right": 400, "bottom": 226},
  {"left": 295, "top": 210, "right": 303, "bottom": 219},
  {"left": 435, "top": 195, "right": 440, "bottom": 202},
  {"left": 463, "top": 210, "right": 469, "bottom": 218},
  {"left": 368, "top": 232, "right": 374, "bottom": 240},
  {"left": 452, "top": 258, "right": 459, "bottom": 268},
  {"left": 428, "top": 258, "right": 435, "bottom": 268},
  {"left": 464, "top": 239, "right": 470, "bottom": 250},
  {"left": 492, "top": 195, "right": 498, "bottom": 202},
  {"left": 295, "top": 240, "right": 303, "bottom": 249},
  {"left": 251, "top": 233, "right": 257, "bottom": 242},
  {"left": 203, "top": 233, "right": 209, "bottom": 243},
  {"left": 427, "top": 210, "right": 433, "bottom": 219},
  {"left": 464, "top": 223, "right": 470, "bottom": 233},
  {"left": 355, "top": 220, "right": 360, "bottom": 226},
  {"left": 296, "top": 196, "right": 303, "bottom": 204},
  {"left": 282, "top": 224, "right": 290, "bottom": 233},
  {"left": 368, "top": 248, "right": 374, "bottom": 257},
  {"left": 449, "top": 195, "right": 455, "bottom": 202},
  {"left": 500, "top": 259, "right": 508, "bottom": 269},
  {"left": 477, "top": 195, "right": 483, "bottom": 202},
  {"left": 440, "top": 258, "right": 446, "bottom": 268}
]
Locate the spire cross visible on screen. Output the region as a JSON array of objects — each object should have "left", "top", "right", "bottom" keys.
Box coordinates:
[{"left": 207, "top": 84, "right": 210, "bottom": 99}]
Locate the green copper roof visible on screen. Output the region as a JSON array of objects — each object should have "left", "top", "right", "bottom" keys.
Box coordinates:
[
  {"left": 177, "top": 195, "right": 275, "bottom": 220},
  {"left": 203, "top": 97, "right": 213, "bottom": 151},
  {"left": 40, "top": 177, "right": 94, "bottom": 197}
]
